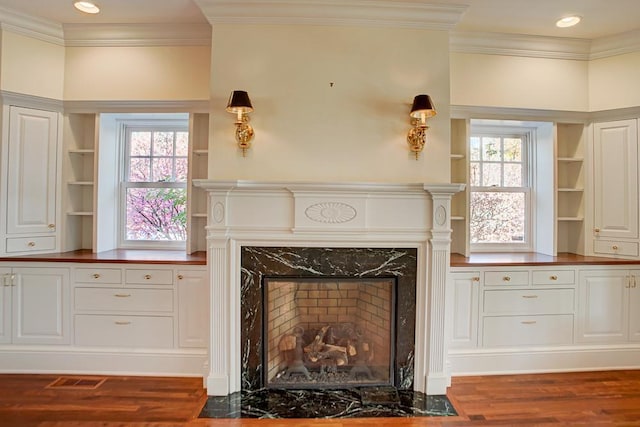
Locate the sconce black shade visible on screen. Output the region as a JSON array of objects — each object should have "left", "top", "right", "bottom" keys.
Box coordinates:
[
  {"left": 226, "top": 90, "right": 254, "bottom": 114},
  {"left": 410, "top": 94, "right": 437, "bottom": 119}
]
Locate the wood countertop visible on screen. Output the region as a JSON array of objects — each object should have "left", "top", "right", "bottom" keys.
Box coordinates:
[
  {"left": 0, "top": 249, "right": 206, "bottom": 265},
  {"left": 451, "top": 252, "right": 640, "bottom": 267}
]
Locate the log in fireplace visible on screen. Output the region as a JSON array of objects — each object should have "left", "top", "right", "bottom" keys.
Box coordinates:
[{"left": 263, "top": 277, "right": 397, "bottom": 389}]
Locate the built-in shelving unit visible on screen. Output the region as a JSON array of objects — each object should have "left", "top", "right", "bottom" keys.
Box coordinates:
[
  {"left": 187, "top": 113, "right": 209, "bottom": 254},
  {"left": 450, "top": 118, "right": 470, "bottom": 257},
  {"left": 62, "top": 113, "right": 97, "bottom": 251},
  {"left": 556, "top": 122, "right": 585, "bottom": 254}
]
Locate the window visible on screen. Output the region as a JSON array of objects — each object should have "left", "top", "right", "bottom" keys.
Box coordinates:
[
  {"left": 469, "top": 128, "right": 531, "bottom": 251},
  {"left": 121, "top": 123, "right": 189, "bottom": 248}
]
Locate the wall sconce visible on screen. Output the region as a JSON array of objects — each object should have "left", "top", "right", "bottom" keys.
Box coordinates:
[
  {"left": 226, "top": 90, "right": 254, "bottom": 156},
  {"left": 407, "top": 94, "right": 436, "bottom": 159}
]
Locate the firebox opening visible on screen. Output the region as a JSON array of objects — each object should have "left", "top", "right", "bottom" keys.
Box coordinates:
[{"left": 262, "top": 277, "right": 397, "bottom": 389}]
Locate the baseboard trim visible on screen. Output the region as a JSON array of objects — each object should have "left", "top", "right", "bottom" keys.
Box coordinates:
[
  {"left": 0, "top": 347, "right": 208, "bottom": 377},
  {"left": 449, "top": 345, "right": 640, "bottom": 376}
]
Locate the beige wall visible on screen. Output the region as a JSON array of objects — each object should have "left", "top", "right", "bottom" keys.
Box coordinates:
[
  {"left": 0, "top": 31, "right": 65, "bottom": 99},
  {"left": 64, "top": 45, "right": 210, "bottom": 101},
  {"left": 209, "top": 24, "right": 451, "bottom": 184},
  {"left": 589, "top": 51, "right": 640, "bottom": 111},
  {"left": 450, "top": 52, "right": 589, "bottom": 111}
]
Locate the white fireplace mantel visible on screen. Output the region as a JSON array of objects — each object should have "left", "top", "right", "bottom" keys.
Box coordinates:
[{"left": 194, "top": 180, "right": 464, "bottom": 396}]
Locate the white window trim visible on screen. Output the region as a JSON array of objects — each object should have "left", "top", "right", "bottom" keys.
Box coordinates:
[
  {"left": 118, "top": 120, "right": 189, "bottom": 250},
  {"left": 469, "top": 126, "right": 535, "bottom": 253}
]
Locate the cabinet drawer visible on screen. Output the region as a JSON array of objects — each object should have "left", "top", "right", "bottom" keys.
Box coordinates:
[
  {"left": 6, "top": 236, "right": 55, "bottom": 253},
  {"left": 594, "top": 240, "right": 638, "bottom": 257},
  {"left": 74, "top": 315, "right": 173, "bottom": 348},
  {"left": 125, "top": 269, "right": 173, "bottom": 285},
  {"left": 482, "top": 314, "right": 573, "bottom": 347},
  {"left": 484, "top": 271, "right": 529, "bottom": 286},
  {"left": 75, "top": 288, "right": 173, "bottom": 313},
  {"left": 484, "top": 289, "right": 574, "bottom": 315},
  {"left": 532, "top": 270, "right": 575, "bottom": 285},
  {"left": 75, "top": 268, "right": 122, "bottom": 284}
]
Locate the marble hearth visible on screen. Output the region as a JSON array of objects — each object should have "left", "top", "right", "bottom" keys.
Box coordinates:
[{"left": 195, "top": 180, "right": 464, "bottom": 396}]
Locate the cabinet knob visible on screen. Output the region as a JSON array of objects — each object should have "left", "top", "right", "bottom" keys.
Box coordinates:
[
  {"left": 144, "top": 274, "right": 152, "bottom": 280},
  {"left": 502, "top": 276, "right": 511, "bottom": 282},
  {"left": 550, "top": 275, "right": 558, "bottom": 281},
  {"left": 612, "top": 245, "right": 619, "bottom": 251},
  {"left": 48, "top": 224, "right": 55, "bottom": 229},
  {"left": 27, "top": 241, "right": 35, "bottom": 247},
  {"left": 177, "top": 274, "right": 184, "bottom": 280},
  {"left": 594, "top": 228, "right": 600, "bottom": 233},
  {"left": 93, "top": 273, "right": 100, "bottom": 279}
]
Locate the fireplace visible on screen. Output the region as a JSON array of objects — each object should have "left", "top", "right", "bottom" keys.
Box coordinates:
[
  {"left": 195, "top": 180, "right": 463, "bottom": 396},
  {"left": 263, "top": 276, "right": 397, "bottom": 389},
  {"left": 241, "top": 247, "right": 416, "bottom": 392}
]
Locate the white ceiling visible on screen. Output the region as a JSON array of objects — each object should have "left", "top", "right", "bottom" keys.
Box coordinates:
[{"left": 0, "top": 0, "right": 638, "bottom": 40}]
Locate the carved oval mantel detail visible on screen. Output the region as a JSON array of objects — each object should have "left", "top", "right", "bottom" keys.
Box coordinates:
[
  {"left": 213, "top": 202, "right": 225, "bottom": 223},
  {"left": 304, "top": 202, "right": 357, "bottom": 224},
  {"left": 435, "top": 205, "right": 447, "bottom": 226}
]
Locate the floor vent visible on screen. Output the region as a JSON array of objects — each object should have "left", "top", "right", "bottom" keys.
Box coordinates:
[{"left": 46, "top": 376, "right": 107, "bottom": 390}]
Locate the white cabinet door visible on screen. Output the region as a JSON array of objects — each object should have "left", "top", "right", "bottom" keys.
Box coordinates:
[
  {"left": 12, "top": 267, "right": 69, "bottom": 345},
  {"left": 0, "top": 268, "right": 11, "bottom": 344},
  {"left": 577, "top": 270, "right": 629, "bottom": 343},
  {"left": 6, "top": 106, "right": 59, "bottom": 236},
  {"left": 593, "top": 119, "right": 638, "bottom": 240},
  {"left": 629, "top": 270, "right": 640, "bottom": 342},
  {"left": 449, "top": 272, "right": 479, "bottom": 349},
  {"left": 177, "top": 269, "right": 208, "bottom": 348}
]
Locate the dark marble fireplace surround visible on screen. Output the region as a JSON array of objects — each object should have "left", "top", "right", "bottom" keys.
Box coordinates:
[{"left": 240, "top": 246, "right": 418, "bottom": 391}]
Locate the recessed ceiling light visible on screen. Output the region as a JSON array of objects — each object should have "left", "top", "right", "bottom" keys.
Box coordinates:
[
  {"left": 556, "top": 15, "right": 581, "bottom": 28},
  {"left": 74, "top": 1, "right": 100, "bottom": 14}
]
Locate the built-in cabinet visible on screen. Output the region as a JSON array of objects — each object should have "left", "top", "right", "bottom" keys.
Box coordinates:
[
  {"left": 1, "top": 106, "right": 62, "bottom": 256},
  {"left": 577, "top": 268, "right": 640, "bottom": 343},
  {"left": 592, "top": 119, "right": 639, "bottom": 257},
  {"left": 187, "top": 113, "right": 209, "bottom": 254},
  {"left": 0, "top": 261, "right": 207, "bottom": 376},
  {"left": 450, "top": 263, "right": 640, "bottom": 375},
  {"left": 0, "top": 266, "right": 69, "bottom": 345}
]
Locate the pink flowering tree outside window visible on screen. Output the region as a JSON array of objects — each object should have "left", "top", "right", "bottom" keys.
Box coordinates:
[{"left": 124, "top": 128, "right": 188, "bottom": 244}]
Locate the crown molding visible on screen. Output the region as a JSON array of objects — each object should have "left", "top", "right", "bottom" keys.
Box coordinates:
[
  {"left": 450, "top": 31, "right": 591, "bottom": 60},
  {"left": 63, "top": 100, "right": 211, "bottom": 114},
  {"left": 590, "top": 29, "right": 640, "bottom": 60},
  {"left": 0, "top": 6, "right": 64, "bottom": 45},
  {"left": 63, "top": 23, "right": 212, "bottom": 47},
  {"left": 451, "top": 105, "right": 588, "bottom": 123},
  {"left": 195, "top": 0, "right": 467, "bottom": 30},
  {"left": 0, "top": 91, "right": 64, "bottom": 111}
]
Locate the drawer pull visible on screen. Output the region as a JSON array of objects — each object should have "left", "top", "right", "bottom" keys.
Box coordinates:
[
  {"left": 93, "top": 273, "right": 100, "bottom": 279},
  {"left": 502, "top": 276, "right": 511, "bottom": 282},
  {"left": 472, "top": 277, "right": 480, "bottom": 282},
  {"left": 177, "top": 274, "right": 184, "bottom": 280},
  {"left": 522, "top": 295, "right": 538, "bottom": 299},
  {"left": 115, "top": 321, "right": 131, "bottom": 325},
  {"left": 48, "top": 223, "right": 55, "bottom": 229},
  {"left": 114, "top": 293, "right": 131, "bottom": 298},
  {"left": 521, "top": 320, "right": 537, "bottom": 325},
  {"left": 612, "top": 245, "right": 619, "bottom": 251},
  {"left": 27, "top": 241, "right": 36, "bottom": 247},
  {"left": 594, "top": 228, "right": 600, "bottom": 233},
  {"left": 549, "top": 275, "right": 558, "bottom": 281},
  {"left": 144, "top": 274, "right": 152, "bottom": 280}
]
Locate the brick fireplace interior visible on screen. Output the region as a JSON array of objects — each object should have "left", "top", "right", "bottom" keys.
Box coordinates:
[{"left": 263, "top": 277, "right": 396, "bottom": 388}]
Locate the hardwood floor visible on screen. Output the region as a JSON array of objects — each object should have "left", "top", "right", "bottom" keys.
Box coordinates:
[{"left": 0, "top": 370, "right": 639, "bottom": 426}]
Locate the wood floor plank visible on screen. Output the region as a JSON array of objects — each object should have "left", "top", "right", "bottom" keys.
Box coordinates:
[{"left": 0, "top": 371, "right": 640, "bottom": 426}]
